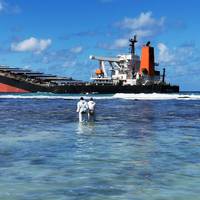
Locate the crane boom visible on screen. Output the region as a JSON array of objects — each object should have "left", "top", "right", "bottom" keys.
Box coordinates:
[{"left": 89, "top": 55, "right": 125, "bottom": 63}]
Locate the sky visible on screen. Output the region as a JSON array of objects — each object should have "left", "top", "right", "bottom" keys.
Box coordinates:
[{"left": 0, "top": 0, "right": 200, "bottom": 91}]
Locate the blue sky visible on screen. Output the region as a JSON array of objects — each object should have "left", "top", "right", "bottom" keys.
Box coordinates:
[{"left": 0, "top": 0, "right": 200, "bottom": 90}]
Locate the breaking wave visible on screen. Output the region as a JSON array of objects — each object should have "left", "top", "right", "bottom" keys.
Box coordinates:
[
  {"left": 0, "top": 93, "right": 113, "bottom": 100},
  {"left": 113, "top": 93, "right": 200, "bottom": 100},
  {"left": 0, "top": 93, "right": 200, "bottom": 100}
]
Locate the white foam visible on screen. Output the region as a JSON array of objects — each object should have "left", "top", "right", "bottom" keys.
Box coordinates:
[
  {"left": 0, "top": 94, "right": 113, "bottom": 100},
  {"left": 113, "top": 93, "right": 200, "bottom": 100},
  {"left": 0, "top": 93, "right": 200, "bottom": 100}
]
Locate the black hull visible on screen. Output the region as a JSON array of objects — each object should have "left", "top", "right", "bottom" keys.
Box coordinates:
[
  {"left": 52, "top": 84, "right": 179, "bottom": 94},
  {"left": 0, "top": 75, "right": 179, "bottom": 94}
]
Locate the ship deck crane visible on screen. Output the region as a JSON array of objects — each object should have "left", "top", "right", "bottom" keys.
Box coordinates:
[{"left": 89, "top": 55, "right": 130, "bottom": 77}]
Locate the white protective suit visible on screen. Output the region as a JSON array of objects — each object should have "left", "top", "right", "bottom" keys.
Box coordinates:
[
  {"left": 88, "top": 100, "right": 96, "bottom": 121},
  {"left": 76, "top": 100, "right": 88, "bottom": 122}
]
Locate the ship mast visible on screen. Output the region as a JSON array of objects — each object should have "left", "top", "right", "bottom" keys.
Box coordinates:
[
  {"left": 129, "top": 35, "right": 137, "bottom": 58},
  {"left": 129, "top": 35, "right": 137, "bottom": 76}
]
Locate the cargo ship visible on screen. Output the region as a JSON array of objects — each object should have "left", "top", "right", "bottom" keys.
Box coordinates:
[{"left": 0, "top": 36, "right": 179, "bottom": 94}]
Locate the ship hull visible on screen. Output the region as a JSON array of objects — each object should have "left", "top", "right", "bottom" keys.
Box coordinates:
[
  {"left": 53, "top": 84, "right": 179, "bottom": 94},
  {"left": 0, "top": 74, "right": 51, "bottom": 93},
  {"left": 0, "top": 75, "right": 179, "bottom": 94}
]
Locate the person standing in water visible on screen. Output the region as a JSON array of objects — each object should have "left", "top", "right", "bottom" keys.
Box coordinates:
[
  {"left": 76, "top": 97, "right": 88, "bottom": 122},
  {"left": 88, "top": 97, "right": 96, "bottom": 121}
]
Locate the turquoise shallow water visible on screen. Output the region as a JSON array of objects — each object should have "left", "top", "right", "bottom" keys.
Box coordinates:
[{"left": 0, "top": 93, "right": 200, "bottom": 200}]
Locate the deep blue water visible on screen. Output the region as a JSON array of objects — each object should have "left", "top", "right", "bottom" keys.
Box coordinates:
[{"left": 0, "top": 93, "right": 200, "bottom": 200}]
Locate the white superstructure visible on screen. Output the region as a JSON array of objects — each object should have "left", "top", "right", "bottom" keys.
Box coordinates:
[{"left": 90, "top": 36, "right": 165, "bottom": 86}]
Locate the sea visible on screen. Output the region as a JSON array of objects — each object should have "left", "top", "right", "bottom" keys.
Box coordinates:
[{"left": 0, "top": 92, "right": 200, "bottom": 200}]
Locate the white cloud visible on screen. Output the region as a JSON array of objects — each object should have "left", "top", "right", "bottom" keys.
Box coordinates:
[
  {"left": 0, "top": 0, "right": 21, "bottom": 14},
  {"left": 119, "top": 12, "right": 165, "bottom": 30},
  {"left": 134, "top": 29, "right": 154, "bottom": 38},
  {"left": 112, "top": 38, "right": 129, "bottom": 49},
  {"left": 115, "top": 11, "right": 165, "bottom": 43},
  {"left": 157, "top": 42, "right": 200, "bottom": 78},
  {"left": 62, "top": 60, "right": 77, "bottom": 68},
  {"left": 11, "top": 37, "right": 52, "bottom": 53},
  {"left": 0, "top": 1, "right": 4, "bottom": 11},
  {"left": 157, "top": 42, "right": 197, "bottom": 67},
  {"left": 98, "top": 38, "right": 129, "bottom": 49},
  {"left": 156, "top": 42, "right": 200, "bottom": 90},
  {"left": 103, "top": 11, "right": 166, "bottom": 50},
  {"left": 70, "top": 46, "right": 83, "bottom": 54},
  {"left": 157, "top": 43, "right": 175, "bottom": 64}
]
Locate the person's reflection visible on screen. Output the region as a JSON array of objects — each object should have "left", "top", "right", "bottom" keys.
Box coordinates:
[{"left": 76, "top": 121, "right": 96, "bottom": 135}]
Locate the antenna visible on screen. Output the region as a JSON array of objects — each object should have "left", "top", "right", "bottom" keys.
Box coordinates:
[
  {"left": 129, "top": 35, "right": 138, "bottom": 76},
  {"left": 129, "top": 35, "right": 137, "bottom": 55}
]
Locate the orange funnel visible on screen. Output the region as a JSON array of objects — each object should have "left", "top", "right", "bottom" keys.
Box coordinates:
[{"left": 140, "top": 46, "right": 155, "bottom": 76}]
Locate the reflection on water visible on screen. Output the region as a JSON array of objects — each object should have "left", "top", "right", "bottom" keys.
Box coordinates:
[
  {"left": 76, "top": 122, "right": 96, "bottom": 135},
  {"left": 0, "top": 98, "right": 200, "bottom": 199}
]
